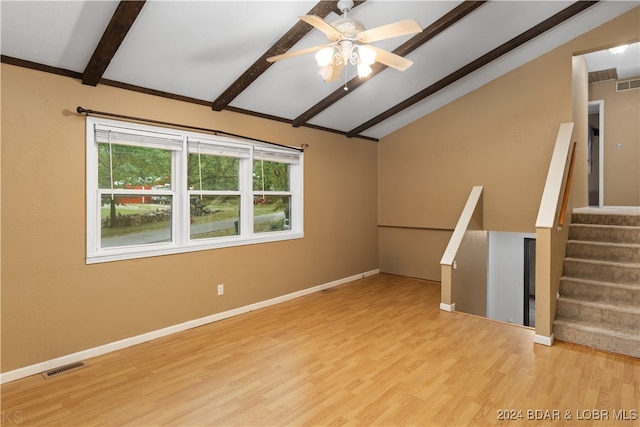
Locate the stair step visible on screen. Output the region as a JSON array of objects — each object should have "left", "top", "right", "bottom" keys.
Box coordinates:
[
  {"left": 572, "top": 212, "right": 640, "bottom": 227},
  {"left": 560, "top": 277, "right": 640, "bottom": 306},
  {"left": 554, "top": 319, "right": 640, "bottom": 358},
  {"left": 558, "top": 209, "right": 640, "bottom": 358},
  {"left": 569, "top": 224, "right": 640, "bottom": 244},
  {"left": 566, "top": 240, "right": 640, "bottom": 263},
  {"left": 556, "top": 297, "right": 640, "bottom": 333},
  {"left": 563, "top": 258, "right": 640, "bottom": 285}
]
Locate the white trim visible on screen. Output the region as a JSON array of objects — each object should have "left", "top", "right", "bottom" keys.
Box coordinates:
[
  {"left": 596, "top": 100, "right": 605, "bottom": 207},
  {"left": 0, "top": 269, "right": 380, "bottom": 384},
  {"left": 86, "top": 117, "right": 304, "bottom": 263},
  {"left": 439, "top": 302, "right": 456, "bottom": 312},
  {"left": 535, "top": 122, "right": 574, "bottom": 229},
  {"left": 534, "top": 333, "right": 555, "bottom": 346},
  {"left": 440, "top": 186, "right": 483, "bottom": 266}
]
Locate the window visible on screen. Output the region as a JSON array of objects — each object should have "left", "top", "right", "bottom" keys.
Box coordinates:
[{"left": 86, "top": 117, "right": 303, "bottom": 263}]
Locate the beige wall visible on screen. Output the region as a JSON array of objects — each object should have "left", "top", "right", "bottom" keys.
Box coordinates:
[
  {"left": 450, "top": 230, "right": 488, "bottom": 317},
  {"left": 589, "top": 78, "right": 640, "bottom": 206},
  {"left": 378, "top": 7, "right": 640, "bottom": 282},
  {"left": 1, "top": 65, "right": 378, "bottom": 372},
  {"left": 378, "top": 227, "right": 450, "bottom": 280}
]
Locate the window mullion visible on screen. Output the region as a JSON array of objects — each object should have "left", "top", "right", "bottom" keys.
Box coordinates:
[
  {"left": 242, "top": 149, "right": 254, "bottom": 238},
  {"left": 175, "top": 137, "right": 189, "bottom": 246}
]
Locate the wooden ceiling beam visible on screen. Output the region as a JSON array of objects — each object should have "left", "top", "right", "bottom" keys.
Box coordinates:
[
  {"left": 292, "top": 0, "right": 487, "bottom": 128},
  {"left": 346, "top": 0, "right": 598, "bottom": 138},
  {"left": 211, "top": 1, "right": 366, "bottom": 111},
  {"left": 82, "top": 1, "right": 146, "bottom": 86}
]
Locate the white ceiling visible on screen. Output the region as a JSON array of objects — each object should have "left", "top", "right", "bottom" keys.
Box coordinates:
[
  {"left": 583, "top": 41, "right": 640, "bottom": 80},
  {"left": 2, "top": 1, "right": 638, "bottom": 140}
]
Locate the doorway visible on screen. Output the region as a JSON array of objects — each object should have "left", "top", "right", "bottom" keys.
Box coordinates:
[
  {"left": 588, "top": 100, "right": 604, "bottom": 207},
  {"left": 523, "top": 238, "right": 536, "bottom": 327}
]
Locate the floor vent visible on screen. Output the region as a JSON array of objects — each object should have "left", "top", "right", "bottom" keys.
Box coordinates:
[
  {"left": 320, "top": 287, "right": 337, "bottom": 294},
  {"left": 42, "top": 361, "right": 87, "bottom": 379},
  {"left": 616, "top": 78, "right": 640, "bottom": 92}
]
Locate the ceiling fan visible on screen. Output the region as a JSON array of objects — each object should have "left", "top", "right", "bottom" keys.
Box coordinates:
[{"left": 267, "top": 0, "right": 422, "bottom": 82}]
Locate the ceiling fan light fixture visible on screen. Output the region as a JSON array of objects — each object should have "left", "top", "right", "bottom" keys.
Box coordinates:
[
  {"left": 339, "top": 40, "right": 355, "bottom": 64},
  {"left": 608, "top": 44, "right": 628, "bottom": 54},
  {"left": 315, "top": 42, "right": 376, "bottom": 79},
  {"left": 318, "top": 64, "right": 335, "bottom": 81},
  {"left": 357, "top": 63, "right": 372, "bottom": 78},
  {"left": 358, "top": 45, "right": 376, "bottom": 65},
  {"left": 269, "top": 4, "right": 422, "bottom": 82},
  {"left": 315, "top": 47, "right": 335, "bottom": 66}
]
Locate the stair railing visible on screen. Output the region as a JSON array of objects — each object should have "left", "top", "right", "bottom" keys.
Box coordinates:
[
  {"left": 534, "top": 122, "right": 575, "bottom": 346},
  {"left": 558, "top": 141, "right": 577, "bottom": 228},
  {"left": 440, "top": 186, "right": 485, "bottom": 313}
]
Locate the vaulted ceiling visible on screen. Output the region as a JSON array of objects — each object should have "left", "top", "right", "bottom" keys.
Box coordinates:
[{"left": 2, "top": 1, "right": 638, "bottom": 141}]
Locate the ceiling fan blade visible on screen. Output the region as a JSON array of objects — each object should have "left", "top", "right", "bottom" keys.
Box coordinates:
[
  {"left": 299, "top": 15, "right": 344, "bottom": 41},
  {"left": 267, "top": 43, "right": 335, "bottom": 63},
  {"left": 356, "top": 19, "right": 422, "bottom": 43},
  {"left": 365, "top": 45, "right": 413, "bottom": 71}
]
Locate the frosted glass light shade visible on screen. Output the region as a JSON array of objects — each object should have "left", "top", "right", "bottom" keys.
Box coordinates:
[
  {"left": 318, "top": 65, "right": 334, "bottom": 80},
  {"left": 357, "top": 63, "right": 372, "bottom": 77},
  {"left": 358, "top": 46, "right": 376, "bottom": 65},
  {"left": 315, "top": 47, "right": 335, "bottom": 66}
]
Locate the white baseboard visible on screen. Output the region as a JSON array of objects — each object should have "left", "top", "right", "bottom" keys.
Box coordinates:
[
  {"left": 0, "top": 269, "right": 380, "bottom": 384},
  {"left": 439, "top": 302, "right": 456, "bottom": 312},
  {"left": 534, "top": 333, "right": 555, "bottom": 346}
]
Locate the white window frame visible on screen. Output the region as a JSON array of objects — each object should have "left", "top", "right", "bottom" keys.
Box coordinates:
[{"left": 86, "top": 117, "right": 304, "bottom": 264}]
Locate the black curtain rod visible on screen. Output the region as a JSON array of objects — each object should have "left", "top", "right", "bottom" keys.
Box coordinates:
[{"left": 76, "top": 106, "right": 306, "bottom": 152}]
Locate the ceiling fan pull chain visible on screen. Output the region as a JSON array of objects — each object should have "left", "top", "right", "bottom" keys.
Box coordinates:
[{"left": 344, "top": 65, "right": 348, "bottom": 91}]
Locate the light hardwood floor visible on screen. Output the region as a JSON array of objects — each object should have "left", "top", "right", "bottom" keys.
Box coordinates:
[{"left": 1, "top": 274, "right": 639, "bottom": 426}]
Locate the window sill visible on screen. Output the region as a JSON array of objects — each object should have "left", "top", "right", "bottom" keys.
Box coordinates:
[{"left": 86, "top": 232, "right": 304, "bottom": 264}]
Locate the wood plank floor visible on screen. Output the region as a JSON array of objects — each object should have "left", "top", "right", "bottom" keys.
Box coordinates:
[{"left": 1, "top": 274, "right": 639, "bottom": 426}]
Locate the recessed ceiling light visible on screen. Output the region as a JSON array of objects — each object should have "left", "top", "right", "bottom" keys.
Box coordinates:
[{"left": 608, "top": 45, "right": 629, "bottom": 54}]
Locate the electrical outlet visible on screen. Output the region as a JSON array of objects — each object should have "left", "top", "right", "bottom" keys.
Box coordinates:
[{"left": 217, "top": 284, "right": 224, "bottom": 296}]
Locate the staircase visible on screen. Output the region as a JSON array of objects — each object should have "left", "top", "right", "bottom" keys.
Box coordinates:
[{"left": 553, "top": 209, "right": 640, "bottom": 358}]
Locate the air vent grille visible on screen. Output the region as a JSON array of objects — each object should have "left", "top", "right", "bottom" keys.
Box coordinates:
[
  {"left": 616, "top": 78, "right": 640, "bottom": 92},
  {"left": 42, "top": 361, "right": 86, "bottom": 379}
]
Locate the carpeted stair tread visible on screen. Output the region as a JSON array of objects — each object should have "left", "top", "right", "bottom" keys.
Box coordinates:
[
  {"left": 569, "top": 224, "right": 640, "bottom": 244},
  {"left": 560, "top": 276, "right": 640, "bottom": 289},
  {"left": 560, "top": 277, "right": 640, "bottom": 305},
  {"left": 566, "top": 240, "right": 640, "bottom": 263},
  {"left": 572, "top": 212, "right": 640, "bottom": 227},
  {"left": 556, "top": 297, "right": 640, "bottom": 334},
  {"left": 564, "top": 257, "right": 640, "bottom": 269},
  {"left": 563, "top": 258, "right": 639, "bottom": 285},
  {"left": 554, "top": 319, "right": 640, "bottom": 358},
  {"left": 557, "top": 295, "right": 640, "bottom": 315},
  {"left": 555, "top": 318, "right": 640, "bottom": 339}
]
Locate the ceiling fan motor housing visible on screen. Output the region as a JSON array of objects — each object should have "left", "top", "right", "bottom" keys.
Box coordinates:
[
  {"left": 331, "top": 18, "right": 365, "bottom": 39},
  {"left": 337, "top": 0, "right": 355, "bottom": 15}
]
